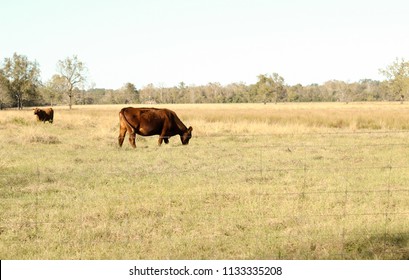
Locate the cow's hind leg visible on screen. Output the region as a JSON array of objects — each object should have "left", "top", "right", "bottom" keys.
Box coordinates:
[
  {"left": 118, "top": 122, "right": 127, "bottom": 147},
  {"left": 129, "top": 132, "right": 136, "bottom": 148}
]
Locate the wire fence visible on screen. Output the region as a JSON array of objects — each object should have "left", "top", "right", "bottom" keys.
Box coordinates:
[{"left": 1, "top": 131, "right": 409, "bottom": 259}]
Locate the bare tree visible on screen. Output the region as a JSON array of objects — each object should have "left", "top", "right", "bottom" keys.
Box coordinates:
[{"left": 57, "top": 55, "right": 87, "bottom": 109}]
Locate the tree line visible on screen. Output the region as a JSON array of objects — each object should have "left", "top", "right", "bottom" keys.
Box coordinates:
[{"left": 1, "top": 53, "right": 408, "bottom": 109}]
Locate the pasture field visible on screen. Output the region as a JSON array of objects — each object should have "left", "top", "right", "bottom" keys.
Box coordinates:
[{"left": 1, "top": 102, "right": 409, "bottom": 259}]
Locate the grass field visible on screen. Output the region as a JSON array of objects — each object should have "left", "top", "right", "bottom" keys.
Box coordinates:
[{"left": 1, "top": 102, "right": 409, "bottom": 259}]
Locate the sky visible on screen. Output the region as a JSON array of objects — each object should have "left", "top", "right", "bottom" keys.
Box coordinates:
[{"left": 1, "top": 0, "right": 409, "bottom": 89}]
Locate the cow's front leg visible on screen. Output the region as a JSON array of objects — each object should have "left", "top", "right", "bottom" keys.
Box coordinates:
[
  {"left": 158, "top": 134, "right": 169, "bottom": 146},
  {"left": 159, "top": 127, "right": 170, "bottom": 146},
  {"left": 158, "top": 136, "right": 164, "bottom": 146}
]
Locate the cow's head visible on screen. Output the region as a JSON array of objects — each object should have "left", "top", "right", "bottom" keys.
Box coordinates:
[
  {"left": 33, "top": 108, "right": 40, "bottom": 115},
  {"left": 181, "top": 126, "right": 193, "bottom": 145}
]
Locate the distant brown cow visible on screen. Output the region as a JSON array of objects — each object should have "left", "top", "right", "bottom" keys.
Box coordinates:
[
  {"left": 118, "top": 107, "right": 193, "bottom": 148},
  {"left": 33, "top": 108, "right": 54, "bottom": 123}
]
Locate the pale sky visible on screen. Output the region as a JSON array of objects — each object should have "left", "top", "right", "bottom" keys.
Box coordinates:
[{"left": 1, "top": 0, "right": 409, "bottom": 89}]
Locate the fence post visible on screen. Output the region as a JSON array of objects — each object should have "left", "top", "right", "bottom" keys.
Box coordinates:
[
  {"left": 35, "top": 164, "right": 40, "bottom": 241},
  {"left": 383, "top": 162, "right": 393, "bottom": 258},
  {"left": 260, "top": 145, "right": 263, "bottom": 180}
]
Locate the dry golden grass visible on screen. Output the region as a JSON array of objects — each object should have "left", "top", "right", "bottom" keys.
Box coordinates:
[{"left": 1, "top": 102, "right": 409, "bottom": 259}]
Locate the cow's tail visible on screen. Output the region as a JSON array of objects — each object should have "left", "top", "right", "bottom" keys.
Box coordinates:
[{"left": 119, "top": 108, "right": 135, "bottom": 134}]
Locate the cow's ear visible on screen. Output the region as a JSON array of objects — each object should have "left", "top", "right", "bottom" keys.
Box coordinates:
[{"left": 188, "top": 126, "right": 193, "bottom": 132}]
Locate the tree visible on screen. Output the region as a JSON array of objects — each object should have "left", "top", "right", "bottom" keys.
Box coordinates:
[
  {"left": 1, "top": 53, "right": 41, "bottom": 109},
  {"left": 206, "top": 82, "right": 224, "bottom": 103},
  {"left": 224, "top": 82, "right": 249, "bottom": 103},
  {"left": 57, "top": 55, "right": 87, "bottom": 109},
  {"left": 321, "top": 80, "right": 348, "bottom": 102},
  {"left": 254, "top": 73, "right": 286, "bottom": 103},
  {"left": 353, "top": 79, "right": 382, "bottom": 101},
  {"left": 287, "top": 84, "right": 303, "bottom": 102},
  {"left": 0, "top": 72, "right": 13, "bottom": 109},
  {"left": 123, "top": 82, "right": 139, "bottom": 103},
  {"left": 41, "top": 74, "right": 67, "bottom": 106},
  {"left": 177, "top": 82, "right": 188, "bottom": 103},
  {"left": 140, "top": 83, "right": 156, "bottom": 103},
  {"left": 379, "top": 58, "right": 409, "bottom": 101}
]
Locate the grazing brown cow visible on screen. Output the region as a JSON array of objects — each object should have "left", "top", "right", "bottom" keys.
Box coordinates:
[
  {"left": 33, "top": 108, "right": 54, "bottom": 123},
  {"left": 118, "top": 107, "right": 193, "bottom": 148}
]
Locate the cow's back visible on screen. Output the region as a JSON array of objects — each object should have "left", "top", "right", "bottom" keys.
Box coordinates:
[{"left": 123, "top": 107, "right": 167, "bottom": 135}]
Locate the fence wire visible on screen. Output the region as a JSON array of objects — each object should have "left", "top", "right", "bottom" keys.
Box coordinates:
[{"left": 1, "top": 131, "right": 409, "bottom": 259}]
